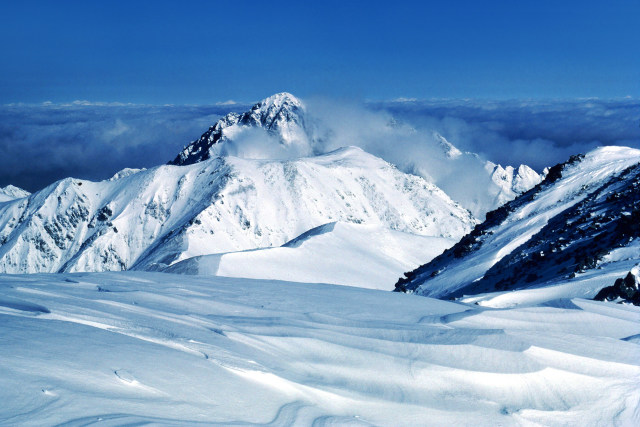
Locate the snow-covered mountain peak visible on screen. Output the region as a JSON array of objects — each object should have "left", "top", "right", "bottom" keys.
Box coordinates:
[
  {"left": 167, "top": 94, "right": 543, "bottom": 217},
  {"left": 239, "top": 92, "right": 305, "bottom": 133},
  {"left": 512, "top": 164, "right": 540, "bottom": 193},
  {"left": 108, "top": 167, "right": 146, "bottom": 181},
  {"left": 0, "top": 185, "right": 30, "bottom": 203},
  {"left": 579, "top": 145, "right": 640, "bottom": 166},
  {"left": 170, "top": 92, "right": 309, "bottom": 166},
  {"left": 257, "top": 91, "right": 304, "bottom": 111},
  {"left": 486, "top": 162, "right": 542, "bottom": 194}
]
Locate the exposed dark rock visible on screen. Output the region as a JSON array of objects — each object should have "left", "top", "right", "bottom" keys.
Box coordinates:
[
  {"left": 96, "top": 206, "right": 113, "bottom": 222},
  {"left": 395, "top": 154, "right": 585, "bottom": 293},
  {"left": 169, "top": 93, "right": 306, "bottom": 166},
  {"left": 594, "top": 270, "right": 640, "bottom": 305}
]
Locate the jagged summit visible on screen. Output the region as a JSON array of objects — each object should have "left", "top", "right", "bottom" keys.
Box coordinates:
[
  {"left": 259, "top": 92, "right": 304, "bottom": 110},
  {"left": 419, "top": 132, "right": 542, "bottom": 218},
  {"left": 169, "top": 92, "right": 309, "bottom": 166}
]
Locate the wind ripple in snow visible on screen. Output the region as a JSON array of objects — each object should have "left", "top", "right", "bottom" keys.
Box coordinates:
[{"left": 0, "top": 272, "right": 638, "bottom": 426}]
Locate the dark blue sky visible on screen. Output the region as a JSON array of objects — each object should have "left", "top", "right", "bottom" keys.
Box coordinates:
[{"left": 1, "top": 0, "right": 638, "bottom": 104}]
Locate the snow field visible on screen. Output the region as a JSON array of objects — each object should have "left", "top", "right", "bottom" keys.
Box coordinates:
[
  {"left": 167, "top": 222, "right": 455, "bottom": 290},
  {"left": 1, "top": 272, "right": 638, "bottom": 425}
]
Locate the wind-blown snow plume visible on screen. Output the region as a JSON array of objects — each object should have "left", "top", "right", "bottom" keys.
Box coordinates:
[{"left": 303, "top": 98, "right": 542, "bottom": 217}]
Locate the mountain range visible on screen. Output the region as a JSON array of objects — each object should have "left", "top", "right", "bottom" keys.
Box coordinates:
[
  {"left": 0, "top": 92, "right": 543, "bottom": 277},
  {"left": 169, "top": 93, "right": 543, "bottom": 218}
]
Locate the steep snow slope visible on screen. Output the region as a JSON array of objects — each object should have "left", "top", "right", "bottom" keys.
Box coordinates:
[
  {"left": 396, "top": 146, "right": 640, "bottom": 299},
  {"left": 169, "top": 93, "right": 542, "bottom": 217},
  {"left": 1, "top": 272, "right": 638, "bottom": 425},
  {"left": 166, "top": 221, "right": 455, "bottom": 290},
  {"left": 0, "top": 184, "right": 30, "bottom": 203},
  {"left": 0, "top": 147, "right": 474, "bottom": 274}
]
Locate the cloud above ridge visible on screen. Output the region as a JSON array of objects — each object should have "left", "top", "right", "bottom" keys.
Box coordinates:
[
  {"left": 373, "top": 97, "right": 640, "bottom": 171},
  {"left": 0, "top": 103, "right": 248, "bottom": 191},
  {"left": 1, "top": 97, "right": 638, "bottom": 193}
]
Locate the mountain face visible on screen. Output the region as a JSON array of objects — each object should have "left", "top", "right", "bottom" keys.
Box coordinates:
[
  {"left": 168, "top": 93, "right": 541, "bottom": 218},
  {"left": 0, "top": 185, "right": 30, "bottom": 203},
  {"left": 0, "top": 147, "right": 474, "bottom": 274},
  {"left": 170, "top": 93, "right": 311, "bottom": 165},
  {"left": 395, "top": 146, "right": 640, "bottom": 299}
]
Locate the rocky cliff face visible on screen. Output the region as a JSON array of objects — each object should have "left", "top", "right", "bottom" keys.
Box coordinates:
[{"left": 594, "top": 265, "right": 640, "bottom": 305}]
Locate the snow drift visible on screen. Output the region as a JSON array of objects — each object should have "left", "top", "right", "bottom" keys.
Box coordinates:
[
  {"left": 1, "top": 271, "right": 638, "bottom": 425},
  {"left": 165, "top": 221, "right": 455, "bottom": 290}
]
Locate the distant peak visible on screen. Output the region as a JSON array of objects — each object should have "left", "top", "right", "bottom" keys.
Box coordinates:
[
  {"left": 258, "top": 92, "right": 303, "bottom": 108},
  {"left": 0, "top": 184, "right": 30, "bottom": 200},
  {"left": 433, "top": 132, "right": 462, "bottom": 159},
  {"left": 169, "top": 92, "right": 308, "bottom": 166}
]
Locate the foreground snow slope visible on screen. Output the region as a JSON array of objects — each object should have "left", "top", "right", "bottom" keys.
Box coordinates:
[
  {"left": 166, "top": 221, "right": 455, "bottom": 290},
  {"left": 0, "top": 272, "right": 638, "bottom": 426},
  {"left": 397, "top": 146, "right": 640, "bottom": 299},
  {"left": 0, "top": 147, "right": 473, "bottom": 273}
]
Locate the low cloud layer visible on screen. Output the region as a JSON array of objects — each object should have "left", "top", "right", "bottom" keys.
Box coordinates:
[
  {"left": 0, "top": 103, "right": 247, "bottom": 191},
  {"left": 1, "top": 98, "right": 638, "bottom": 193},
  {"left": 374, "top": 98, "right": 640, "bottom": 171}
]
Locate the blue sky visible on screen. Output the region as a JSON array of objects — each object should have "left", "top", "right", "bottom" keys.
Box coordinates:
[{"left": 1, "top": 0, "right": 638, "bottom": 104}]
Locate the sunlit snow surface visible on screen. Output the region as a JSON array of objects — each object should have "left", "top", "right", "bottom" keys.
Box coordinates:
[
  {"left": 1, "top": 272, "right": 639, "bottom": 425},
  {"left": 166, "top": 222, "right": 455, "bottom": 290}
]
